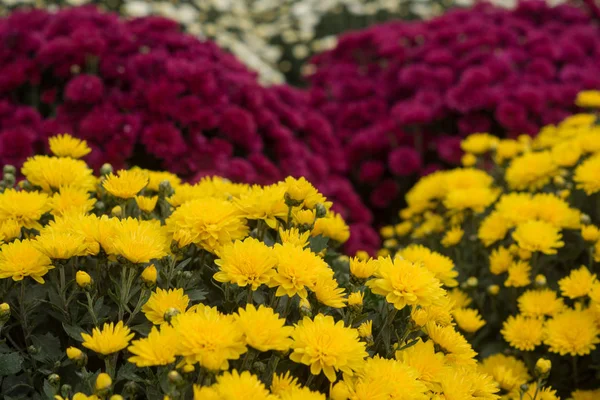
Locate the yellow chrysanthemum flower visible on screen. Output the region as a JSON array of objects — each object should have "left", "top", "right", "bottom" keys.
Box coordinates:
[
  {"left": 135, "top": 195, "right": 158, "bottom": 212},
  {"left": 128, "top": 325, "right": 178, "bottom": 367},
  {"left": 49, "top": 134, "right": 91, "bottom": 159},
  {"left": 281, "top": 176, "right": 330, "bottom": 209},
  {"left": 452, "top": 308, "right": 485, "bottom": 333},
  {"left": 425, "top": 323, "right": 477, "bottom": 365},
  {"left": 347, "top": 291, "right": 364, "bottom": 306},
  {"left": 51, "top": 186, "right": 96, "bottom": 217},
  {"left": 366, "top": 257, "right": 445, "bottom": 311},
  {"left": 103, "top": 169, "right": 149, "bottom": 199},
  {"left": 512, "top": 220, "right": 564, "bottom": 255},
  {"left": 0, "top": 239, "right": 53, "bottom": 284},
  {"left": 312, "top": 212, "right": 350, "bottom": 244},
  {"left": 233, "top": 184, "right": 288, "bottom": 228},
  {"left": 271, "top": 371, "right": 301, "bottom": 396},
  {"left": 441, "top": 226, "right": 464, "bottom": 247},
  {"left": 501, "top": 315, "right": 544, "bottom": 351},
  {"left": 443, "top": 187, "right": 499, "bottom": 213},
  {"left": 166, "top": 197, "right": 248, "bottom": 253},
  {"left": 480, "top": 354, "right": 530, "bottom": 394},
  {"left": 446, "top": 288, "right": 472, "bottom": 309},
  {"left": 533, "top": 193, "right": 581, "bottom": 229},
  {"left": 292, "top": 209, "right": 316, "bottom": 226},
  {"left": 544, "top": 308, "right": 600, "bottom": 356},
  {"left": 336, "top": 356, "right": 428, "bottom": 400},
  {"left": 0, "top": 219, "right": 21, "bottom": 243},
  {"left": 489, "top": 246, "right": 512, "bottom": 275},
  {"left": 279, "top": 227, "right": 310, "bottom": 248},
  {"left": 558, "top": 265, "right": 598, "bottom": 299},
  {"left": 33, "top": 230, "right": 89, "bottom": 259},
  {"left": 395, "top": 338, "right": 446, "bottom": 384},
  {"left": 81, "top": 321, "right": 134, "bottom": 355},
  {"left": 0, "top": 189, "right": 51, "bottom": 230},
  {"left": 411, "top": 296, "right": 454, "bottom": 328},
  {"left": 143, "top": 169, "right": 182, "bottom": 192},
  {"left": 22, "top": 155, "right": 96, "bottom": 192},
  {"left": 271, "top": 242, "right": 329, "bottom": 299},
  {"left": 349, "top": 257, "right": 377, "bottom": 280},
  {"left": 494, "top": 138, "right": 523, "bottom": 164},
  {"left": 278, "top": 386, "right": 325, "bottom": 400},
  {"left": 517, "top": 289, "right": 565, "bottom": 317},
  {"left": 235, "top": 304, "right": 293, "bottom": 352},
  {"left": 572, "top": 389, "right": 600, "bottom": 400},
  {"left": 505, "top": 151, "right": 558, "bottom": 191},
  {"left": 167, "top": 177, "right": 247, "bottom": 207},
  {"left": 171, "top": 308, "right": 247, "bottom": 371},
  {"left": 214, "top": 237, "right": 277, "bottom": 290},
  {"left": 194, "top": 370, "right": 275, "bottom": 400},
  {"left": 290, "top": 314, "right": 367, "bottom": 382},
  {"left": 397, "top": 245, "right": 458, "bottom": 287},
  {"left": 504, "top": 261, "right": 531, "bottom": 288},
  {"left": 574, "top": 154, "right": 600, "bottom": 195},
  {"left": 461, "top": 133, "right": 498, "bottom": 154},
  {"left": 478, "top": 211, "right": 509, "bottom": 247},
  {"left": 357, "top": 320, "right": 372, "bottom": 339},
  {"left": 575, "top": 90, "right": 600, "bottom": 107},
  {"left": 142, "top": 288, "right": 189, "bottom": 325},
  {"left": 314, "top": 273, "right": 347, "bottom": 308},
  {"left": 110, "top": 218, "right": 170, "bottom": 264}
]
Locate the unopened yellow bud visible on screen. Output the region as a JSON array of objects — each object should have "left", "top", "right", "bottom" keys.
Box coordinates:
[
  {"left": 582, "top": 225, "right": 600, "bottom": 242},
  {"left": 487, "top": 285, "right": 500, "bottom": 295},
  {"left": 111, "top": 205, "right": 122, "bottom": 217},
  {"left": 0, "top": 302, "right": 10, "bottom": 319},
  {"left": 355, "top": 250, "right": 369, "bottom": 261},
  {"left": 394, "top": 221, "right": 412, "bottom": 236},
  {"left": 357, "top": 320, "right": 373, "bottom": 339},
  {"left": 535, "top": 358, "right": 551, "bottom": 376},
  {"left": 66, "top": 347, "right": 83, "bottom": 361},
  {"left": 182, "top": 364, "right": 195, "bottom": 373},
  {"left": 380, "top": 226, "right": 395, "bottom": 238},
  {"left": 553, "top": 175, "right": 565, "bottom": 186},
  {"left": 164, "top": 307, "right": 180, "bottom": 323},
  {"left": 558, "top": 189, "right": 570, "bottom": 199},
  {"left": 75, "top": 271, "right": 92, "bottom": 289},
  {"left": 168, "top": 370, "right": 183, "bottom": 385},
  {"left": 581, "top": 214, "right": 592, "bottom": 224},
  {"left": 466, "top": 277, "right": 478, "bottom": 288},
  {"left": 383, "top": 239, "right": 398, "bottom": 248},
  {"left": 411, "top": 308, "right": 429, "bottom": 327},
  {"left": 534, "top": 274, "right": 547, "bottom": 287},
  {"left": 377, "top": 248, "right": 390, "bottom": 258},
  {"left": 141, "top": 264, "right": 157, "bottom": 286},
  {"left": 461, "top": 153, "right": 477, "bottom": 167},
  {"left": 110, "top": 396, "right": 124, "bottom": 400},
  {"left": 95, "top": 373, "right": 112, "bottom": 391}
]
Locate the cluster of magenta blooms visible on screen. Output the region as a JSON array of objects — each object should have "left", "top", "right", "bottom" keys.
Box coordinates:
[{"left": 1, "top": 1, "right": 600, "bottom": 254}]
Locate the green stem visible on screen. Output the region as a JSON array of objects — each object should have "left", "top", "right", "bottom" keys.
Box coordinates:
[
  {"left": 246, "top": 287, "right": 253, "bottom": 306},
  {"left": 104, "top": 354, "right": 117, "bottom": 377},
  {"left": 19, "top": 281, "right": 31, "bottom": 343},
  {"left": 126, "top": 288, "right": 148, "bottom": 325},
  {"left": 59, "top": 266, "right": 71, "bottom": 323},
  {"left": 374, "top": 306, "right": 398, "bottom": 347},
  {"left": 240, "top": 348, "right": 256, "bottom": 371},
  {"left": 572, "top": 356, "right": 579, "bottom": 388},
  {"left": 532, "top": 377, "right": 542, "bottom": 400},
  {"left": 86, "top": 292, "right": 98, "bottom": 326}
]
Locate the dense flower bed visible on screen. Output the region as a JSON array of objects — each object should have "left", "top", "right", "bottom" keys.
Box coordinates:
[
  {"left": 0, "top": 134, "right": 508, "bottom": 399},
  {"left": 379, "top": 91, "right": 600, "bottom": 398},
  {"left": 308, "top": 1, "right": 600, "bottom": 214},
  {"left": 0, "top": 6, "right": 379, "bottom": 254}
]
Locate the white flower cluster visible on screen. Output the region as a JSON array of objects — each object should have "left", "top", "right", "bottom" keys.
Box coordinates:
[{"left": 0, "top": 0, "right": 570, "bottom": 84}]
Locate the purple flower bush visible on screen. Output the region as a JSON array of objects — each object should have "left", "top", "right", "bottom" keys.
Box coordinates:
[
  {"left": 308, "top": 1, "right": 600, "bottom": 211},
  {"left": 0, "top": 6, "right": 380, "bottom": 254}
]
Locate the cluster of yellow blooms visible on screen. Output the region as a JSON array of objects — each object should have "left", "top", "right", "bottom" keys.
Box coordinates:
[
  {"left": 380, "top": 91, "right": 600, "bottom": 400},
  {"left": 0, "top": 134, "right": 501, "bottom": 399}
]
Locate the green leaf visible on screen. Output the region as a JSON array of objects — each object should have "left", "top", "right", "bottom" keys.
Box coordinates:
[
  {"left": 130, "top": 322, "right": 151, "bottom": 337},
  {"left": 186, "top": 289, "right": 207, "bottom": 302},
  {"left": 117, "top": 362, "right": 144, "bottom": 383},
  {"left": 309, "top": 235, "right": 329, "bottom": 253},
  {"left": 62, "top": 323, "right": 85, "bottom": 342},
  {"left": 31, "top": 333, "right": 62, "bottom": 363},
  {"left": 43, "top": 380, "right": 57, "bottom": 399},
  {"left": 0, "top": 352, "right": 24, "bottom": 376},
  {"left": 174, "top": 258, "right": 192, "bottom": 272}
]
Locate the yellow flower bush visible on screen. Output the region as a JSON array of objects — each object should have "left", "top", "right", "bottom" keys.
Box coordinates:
[
  {"left": 0, "top": 134, "right": 501, "bottom": 399},
  {"left": 380, "top": 91, "right": 600, "bottom": 399}
]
